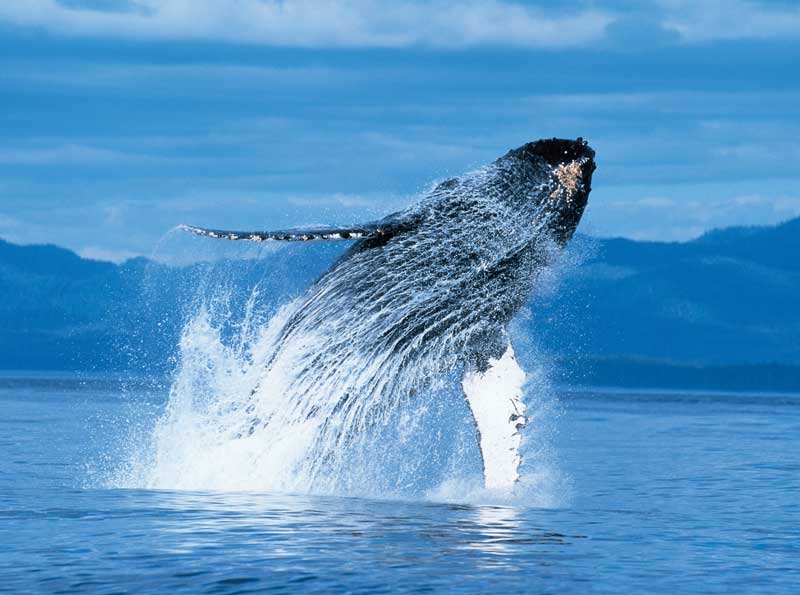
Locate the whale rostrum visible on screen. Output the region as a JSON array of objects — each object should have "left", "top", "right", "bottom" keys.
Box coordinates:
[{"left": 182, "top": 138, "right": 595, "bottom": 491}]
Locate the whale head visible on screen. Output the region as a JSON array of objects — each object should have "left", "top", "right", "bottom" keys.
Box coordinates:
[{"left": 505, "top": 138, "right": 596, "bottom": 244}]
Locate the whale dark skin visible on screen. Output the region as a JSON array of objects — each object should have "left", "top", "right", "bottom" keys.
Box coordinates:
[{"left": 182, "top": 138, "right": 595, "bottom": 490}]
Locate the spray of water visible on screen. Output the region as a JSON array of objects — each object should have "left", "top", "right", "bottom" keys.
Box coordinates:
[{"left": 113, "top": 150, "right": 592, "bottom": 505}]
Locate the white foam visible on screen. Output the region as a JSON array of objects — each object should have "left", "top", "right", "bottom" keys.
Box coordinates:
[{"left": 112, "top": 296, "right": 566, "bottom": 507}]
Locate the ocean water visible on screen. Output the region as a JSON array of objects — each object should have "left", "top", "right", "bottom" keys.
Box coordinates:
[{"left": 1, "top": 372, "right": 798, "bottom": 593}]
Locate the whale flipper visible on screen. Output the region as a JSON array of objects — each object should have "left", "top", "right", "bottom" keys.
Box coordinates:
[
  {"left": 179, "top": 224, "right": 379, "bottom": 242},
  {"left": 461, "top": 343, "right": 527, "bottom": 491},
  {"left": 179, "top": 212, "right": 423, "bottom": 244}
]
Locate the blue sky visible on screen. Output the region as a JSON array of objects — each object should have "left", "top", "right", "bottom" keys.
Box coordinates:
[{"left": 1, "top": 0, "right": 799, "bottom": 261}]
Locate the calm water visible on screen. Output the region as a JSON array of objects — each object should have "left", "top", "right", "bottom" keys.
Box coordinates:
[{"left": 1, "top": 372, "right": 798, "bottom": 593}]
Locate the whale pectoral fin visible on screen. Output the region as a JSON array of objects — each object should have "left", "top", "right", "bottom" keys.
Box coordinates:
[
  {"left": 180, "top": 210, "right": 424, "bottom": 244},
  {"left": 461, "top": 343, "right": 527, "bottom": 491},
  {"left": 179, "top": 224, "right": 378, "bottom": 242}
]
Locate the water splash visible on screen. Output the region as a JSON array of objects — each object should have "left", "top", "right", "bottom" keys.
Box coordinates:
[
  {"left": 112, "top": 259, "right": 572, "bottom": 506},
  {"left": 114, "top": 154, "right": 591, "bottom": 505}
]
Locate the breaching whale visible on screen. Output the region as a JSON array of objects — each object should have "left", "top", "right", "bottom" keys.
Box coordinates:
[{"left": 181, "top": 138, "right": 595, "bottom": 491}]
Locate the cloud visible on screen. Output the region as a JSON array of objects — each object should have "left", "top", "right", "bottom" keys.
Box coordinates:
[
  {"left": 78, "top": 245, "right": 142, "bottom": 263},
  {"left": 659, "top": 0, "right": 800, "bottom": 42},
  {"left": 1, "top": 62, "right": 347, "bottom": 91},
  {"left": 0, "top": 142, "right": 237, "bottom": 168},
  {"left": 0, "top": 0, "right": 614, "bottom": 48},
  {"left": 287, "top": 193, "right": 376, "bottom": 208},
  {"left": 586, "top": 192, "right": 800, "bottom": 241},
  {"left": 0, "top": 144, "right": 148, "bottom": 165},
  {"left": 0, "top": 213, "right": 21, "bottom": 230},
  {"left": 2, "top": 1, "right": 798, "bottom": 51}
]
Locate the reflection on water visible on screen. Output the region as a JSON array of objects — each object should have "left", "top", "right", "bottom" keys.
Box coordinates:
[
  {"left": 463, "top": 505, "right": 523, "bottom": 566},
  {"left": 461, "top": 505, "right": 583, "bottom": 570},
  {"left": 146, "top": 490, "right": 584, "bottom": 567},
  {"left": 1, "top": 488, "right": 588, "bottom": 593}
]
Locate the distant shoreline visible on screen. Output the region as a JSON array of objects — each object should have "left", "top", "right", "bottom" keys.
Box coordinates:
[
  {"left": 559, "top": 384, "right": 800, "bottom": 400},
  {"left": 553, "top": 357, "right": 800, "bottom": 394},
  {"left": 2, "top": 364, "right": 800, "bottom": 397}
]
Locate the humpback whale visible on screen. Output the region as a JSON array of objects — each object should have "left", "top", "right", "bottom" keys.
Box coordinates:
[{"left": 181, "top": 138, "right": 595, "bottom": 491}]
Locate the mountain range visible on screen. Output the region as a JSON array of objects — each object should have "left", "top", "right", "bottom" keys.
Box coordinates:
[{"left": 2, "top": 217, "right": 799, "bottom": 391}]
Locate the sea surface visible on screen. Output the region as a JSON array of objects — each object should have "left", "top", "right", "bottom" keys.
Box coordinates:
[{"left": 1, "top": 371, "right": 798, "bottom": 593}]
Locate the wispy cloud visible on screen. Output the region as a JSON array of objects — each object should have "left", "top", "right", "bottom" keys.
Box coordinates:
[
  {"left": 0, "top": 0, "right": 614, "bottom": 48},
  {"left": 78, "top": 245, "right": 141, "bottom": 263},
  {"left": 0, "top": 142, "right": 246, "bottom": 168},
  {"left": 659, "top": 0, "right": 800, "bottom": 42},
  {"left": 0, "top": 213, "right": 21, "bottom": 231},
  {"left": 3, "top": 1, "right": 799, "bottom": 49},
  {"left": 0, "top": 62, "right": 347, "bottom": 90},
  {"left": 0, "top": 144, "right": 148, "bottom": 165},
  {"left": 287, "top": 193, "right": 376, "bottom": 208},
  {"left": 587, "top": 193, "right": 800, "bottom": 241}
]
